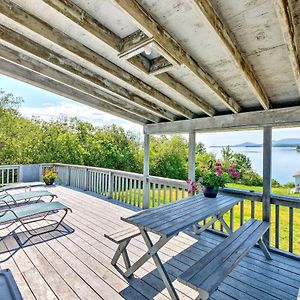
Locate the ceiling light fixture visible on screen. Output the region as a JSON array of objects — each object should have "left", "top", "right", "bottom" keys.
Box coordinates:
[{"left": 144, "top": 45, "right": 152, "bottom": 55}]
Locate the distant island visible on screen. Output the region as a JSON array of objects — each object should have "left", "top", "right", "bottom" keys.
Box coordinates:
[{"left": 211, "top": 138, "right": 300, "bottom": 148}]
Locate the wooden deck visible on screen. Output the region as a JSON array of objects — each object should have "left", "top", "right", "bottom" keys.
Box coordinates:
[{"left": 1, "top": 185, "right": 300, "bottom": 300}]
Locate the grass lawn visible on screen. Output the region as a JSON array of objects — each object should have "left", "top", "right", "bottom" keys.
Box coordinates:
[{"left": 113, "top": 183, "right": 300, "bottom": 254}]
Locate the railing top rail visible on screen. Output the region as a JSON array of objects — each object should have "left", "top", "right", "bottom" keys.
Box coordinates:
[
  {"left": 0, "top": 165, "right": 20, "bottom": 169},
  {"left": 221, "top": 187, "right": 300, "bottom": 207},
  {"left": 149, "top": 175, "right": 188, "bottom": 186}
]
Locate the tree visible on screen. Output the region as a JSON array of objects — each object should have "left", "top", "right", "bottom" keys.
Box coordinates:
[
  {"left": 150, "top": 135, "right": 188, "bottom": 179},
  {"left": 221, "top": 146, "right": 234, "bottom": 165},
  {"left": 195, "top": 142, "right": 206, "bottom": 155},
  {"left": 0, "top": 89, "right": 23, "bottom": 111}
]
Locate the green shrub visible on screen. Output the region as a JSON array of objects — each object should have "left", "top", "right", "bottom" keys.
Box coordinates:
[
  {"left": 272, "top": 179, "right": 281, "bottom": 188},
  {"left": 283, "top": 182, "right": 295, "bottom": 188},
  {"left": 241, "top": 171, "right": 263, "bottom": 186}
]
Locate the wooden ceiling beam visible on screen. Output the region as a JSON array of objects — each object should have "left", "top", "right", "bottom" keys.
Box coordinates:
[
  {"left": 0, "top": 59, "right": 147, "bottom": 124},
  {"left": 0, "top": 44, "right": 160, "bottom": 123},
  {"left": 144, "top": 106, "right": 300, "bottom": 134},
  {"left": 0, "top": 0, "right": 192, "bottom": 120},
  {"left": 274, "top": 0, "right": 300, "bottom": 96},
  {"left": 0, "top": 24, "right": 176, "bottom": 121},
  {"left": 193, "top": 0, "right": 270, "bottom": 110},
  {"left": 113, "top": 0, "right": 241, "bottom": 114},
  {"left": 41, "top": 0, "right": 215, "bottom": 117},
  {"left": 156, "top": 73, "right": 215, "bottom": 117}
]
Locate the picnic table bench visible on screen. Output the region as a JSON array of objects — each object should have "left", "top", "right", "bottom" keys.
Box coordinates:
[{"left": 106, "top": 193, "right": 271, "bottom": 300}]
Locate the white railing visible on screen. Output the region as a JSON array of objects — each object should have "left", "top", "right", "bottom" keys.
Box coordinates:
[
  {"left": 42, "top": 163, "right": 189, "bottom": 208},
  {"left": 5, "top": 162, "right": 300, "bottom": 258},
  {"left": 0, "top": 165, "right": 19, "bottom": 186}
]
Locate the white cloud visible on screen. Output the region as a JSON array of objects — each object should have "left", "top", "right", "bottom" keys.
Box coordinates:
[{"left": 19, "top": 101, "right": 143, "bottom": 133}]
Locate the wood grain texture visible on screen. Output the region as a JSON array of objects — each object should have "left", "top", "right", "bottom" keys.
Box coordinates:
[
  {"left": 179, "top": 219, "right": 270, "bottom": 299},
  {"left": 39, "top": 0, "right": 195, "bottom": 119},
  {"left": 144, "top": 106, "right": 300, "bottom": 134},
  {"left": 275, "top": 0, "right": 300, "bottom": 96},
  {"left": 193, "top": 0, "right": 270, "bottom": 110},
  {"left": 113, "top": 0, "right": 241, "bottom": 113},
  {"left": 1, "top": 185, "right": 298, "bottom": 299}
]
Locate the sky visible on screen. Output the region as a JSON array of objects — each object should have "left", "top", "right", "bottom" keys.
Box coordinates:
[{"left": 1, "top": 74, "right": 300, "bottom": 146}]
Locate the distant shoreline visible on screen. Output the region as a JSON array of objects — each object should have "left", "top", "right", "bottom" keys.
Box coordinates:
[{"left": 210, "top": 146, "right": 298, "bottom": 148}]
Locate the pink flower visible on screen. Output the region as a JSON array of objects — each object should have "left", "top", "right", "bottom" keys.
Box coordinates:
[
  {"left": 231, "top": 171, "right": 239, "bottom": 178},
  {"left": 186, "top": 179, "right": 192, "bottom": 184},
  {"left": 217, "top": 169, "right": 222, "bottom": 176}
]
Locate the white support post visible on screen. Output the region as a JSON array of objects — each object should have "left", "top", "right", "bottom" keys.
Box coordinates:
[
  {"left": 188, "top": 131, "right": 196, "bottom": 182},
  {"left": 143, "top": 133, "right": 150, "bottom": 209},
  {"left": 262, "top": 125, "right": 272, "bottom": 247}
]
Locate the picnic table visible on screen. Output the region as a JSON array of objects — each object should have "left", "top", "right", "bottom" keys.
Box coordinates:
[
  {"left": 106, "top": 193, "right": 271, "bottom": 300},
  {"left": 121, "top": 193, "right": 244, "bottom": 300}
]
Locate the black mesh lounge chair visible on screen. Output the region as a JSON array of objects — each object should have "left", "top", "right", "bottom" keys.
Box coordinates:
[{"left": 0, "top": 201, "right": 72, "bottom": 239}]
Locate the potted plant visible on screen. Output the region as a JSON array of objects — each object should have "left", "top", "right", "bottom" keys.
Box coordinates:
[
  {"left": 187, "top": 161, "right": 239, "bottom": 198},
  {"left": 42, "top": 168, "right": 59, "bottom": 185}
]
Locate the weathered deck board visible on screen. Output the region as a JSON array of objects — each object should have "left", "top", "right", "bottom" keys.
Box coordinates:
[{"left": 0, "top": 185, "right": 299, "bottom": 300}]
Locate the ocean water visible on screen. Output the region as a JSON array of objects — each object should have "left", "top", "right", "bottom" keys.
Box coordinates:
[{"left": 208, "top": 147, "right": 300, "bottom": 184}]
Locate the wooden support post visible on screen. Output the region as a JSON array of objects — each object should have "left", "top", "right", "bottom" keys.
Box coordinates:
[
  {"left": 188, "top": 131, "right": 196, "bottom": 182},
  {"left": 262, "top": 126, "right": 272, "bottom": 247},
  {"left": 143, "top": 133, "right": 150, "bottom": 209}
]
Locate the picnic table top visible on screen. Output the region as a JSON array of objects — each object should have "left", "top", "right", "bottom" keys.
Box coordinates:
[{"left": 122, "top": 193, "right": 244, "bottom": 238}]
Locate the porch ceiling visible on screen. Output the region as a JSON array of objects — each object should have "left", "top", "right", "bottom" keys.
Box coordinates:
[{"left": 0, "top": 0, "right": 300, "bottom": 128}]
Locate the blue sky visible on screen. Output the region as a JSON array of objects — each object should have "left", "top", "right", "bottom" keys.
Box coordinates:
[{"left": 1, "top": 74, "right": 300, "bottom": 146}]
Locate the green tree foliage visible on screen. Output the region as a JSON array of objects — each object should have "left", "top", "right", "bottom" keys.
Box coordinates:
[
  {"left": 221, "top": 146, "right": 252, "bottom": 180},
  {"left": 195, "top": 142, "right": 206, "bottom": 155},
  {"left": 0, "top": 89, "right": 190, "bottom": 178},
  {"left": 150, "top": 135, "right": 188, "bottom": 180}
]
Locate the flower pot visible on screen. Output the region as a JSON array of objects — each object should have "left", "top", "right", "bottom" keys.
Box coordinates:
[
  {"left": 44, "top": 178, "right": 55, "bottom": 186},
  {"left": 203, "top": 185, "right": 219, "bottom": 198}
]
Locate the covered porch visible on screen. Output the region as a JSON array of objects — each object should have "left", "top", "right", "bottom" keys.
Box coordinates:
[{"left": 1, "top": 0, "right": 300, "bottom": 299}]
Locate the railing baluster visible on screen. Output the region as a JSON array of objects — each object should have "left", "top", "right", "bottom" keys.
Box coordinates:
[
  {"left": 240, "top": 201, "right": 244, "bottom": 226},
  {"left": 129, "top": 178, "right": 133, "bottom": 204},
  {"left": 163, "top": 185, "right": 167, "bottom": 204},
  {"left": 152, "top": 182, "right": 155, "bottom": 207},
  {"left": 117, "top": 176, "right": 121, "bottom": 200},
  {"left": 170, "top": 186, "right": 173, "bottom": 203},
  {"left": 158, "top": 184, "right": 161, "bottom": 206},
  {"left": 125, "top": 177, "right": 129, "bottom": 203},
  {"left": 138, "top": 180, "right": 141, "bottom": 208},
  {"left": 251, "top": 200, "right": 255, "bottom": 218},
  {"left": 133, "top": 179, "right": 137, "bottom": 206},
  {"left": 289, "top": 207, "right": 294, "bottom": 253},
  {"left": 176, "top": 187, "right": 179, "bottom": 201},
  {"left": 275, "top": 205, "right": 280, "bottom": 249},
  {"left": 230, "top": 208, "right": 234, "bottom": 231},
  {"left": 121, "top": 177, "right": 125, "bottom": 202}
]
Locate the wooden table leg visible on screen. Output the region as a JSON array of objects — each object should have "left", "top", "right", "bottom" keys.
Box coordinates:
[
  {"left": 140, "top": 229, "right": 179, "bottom": 300},
  {"left": 123, "top": 230, "right": 172, "bottom": 278}
]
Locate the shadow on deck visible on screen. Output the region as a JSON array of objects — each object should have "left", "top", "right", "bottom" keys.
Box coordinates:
[{"left": 1, "top": 185, "right": 299, "bottom": 300}]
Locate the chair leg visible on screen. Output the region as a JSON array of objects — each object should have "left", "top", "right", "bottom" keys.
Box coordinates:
[{"left": 258, "top": 238, "right": 272, "bottom": 260}]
